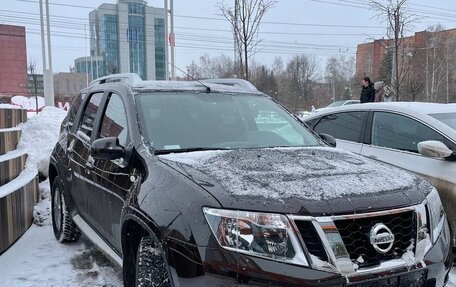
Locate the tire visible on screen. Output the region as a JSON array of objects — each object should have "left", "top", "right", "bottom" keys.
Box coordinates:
[
  {"left": 135, "top": 236, "right": 171, "bottom": 287},
  {"left": 51, "top": 176, "right": 81, "bottom": 242}
]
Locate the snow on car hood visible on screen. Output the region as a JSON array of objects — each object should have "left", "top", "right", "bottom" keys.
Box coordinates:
[{"left": 158, "top": 147, "right": 431, "bottom": 214}]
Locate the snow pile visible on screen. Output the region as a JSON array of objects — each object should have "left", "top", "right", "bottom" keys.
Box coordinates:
[
  {"left": 0, "top": 103, "right": 23, "bottom": 109},
  {"left": 33, "top": 179, "right": 52, "bottom": 226},
  {"left": 17, "top": 106, "right": 67, "bottom": 177},
  {"left": 160, "top": 147, "right": 427, "bottom": 200}
]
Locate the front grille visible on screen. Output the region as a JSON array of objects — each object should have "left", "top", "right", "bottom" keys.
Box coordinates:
[
  {"left": 347, "top": 269, "right": 427, "bottom": 287},
  {"left": 294, "top": 220, "right": 328, "bottom": 262},
  {"left": 335, "top": 211, "right": 416, "bottom": 268}
]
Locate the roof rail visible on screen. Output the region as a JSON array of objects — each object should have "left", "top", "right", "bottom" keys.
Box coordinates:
[
  {"left": 88, "top": 73, "right": 142, "bottom": 87},
  {"left": 201, "top": 78, "right": 258, "bottom": 92}
]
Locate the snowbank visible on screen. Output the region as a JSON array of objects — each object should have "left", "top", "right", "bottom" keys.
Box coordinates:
[
  {"left": 0, "top": 103, "right": 23, "bottom": 109},
  {"left": 17, "top": 106, "right": 67, "bottom": 177}
]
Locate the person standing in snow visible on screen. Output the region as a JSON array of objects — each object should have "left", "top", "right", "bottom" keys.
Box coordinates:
[
  {"left": 374, "top": 81, "right": 385, "bottom": 102},
  {"left": 359, "top": 77, "right": 375, "bottom": 103},
  {"left": 383, "top": 85, "right": 396, "bottom": 102}
]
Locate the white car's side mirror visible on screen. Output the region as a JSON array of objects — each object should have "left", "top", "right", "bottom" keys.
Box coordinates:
[{"left": 417, "top": 140, "right": 453, "bottom": 159}]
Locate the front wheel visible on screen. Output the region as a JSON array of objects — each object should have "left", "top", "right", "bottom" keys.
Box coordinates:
[
  {"left": 51, "top": 176, "right": 80, "bottom": 242},
  {"left": 135, "top": 236, "right": 171, "bottom": 287}
]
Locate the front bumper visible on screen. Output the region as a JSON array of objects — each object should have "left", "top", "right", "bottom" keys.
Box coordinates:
[{"left": 169, "top": 218, "right": 453, "bottom": 287}]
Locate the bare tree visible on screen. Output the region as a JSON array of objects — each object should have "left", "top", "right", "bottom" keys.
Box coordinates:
[
  {"left": 325, "top": 56, "right": 355, "bottom": 101},
  {"left": 28, "top": 59, "right": 40, "bottom": 114},
  {"left": 218, "top": 0, "right": 276, "bottom": 80},
  {"left": 370, "top": 0, "right": 417, "bottom": 101},
  {"left": 283, "top": 55, "right": 321, "bottom": 111},
  {"left": 187, "top": 54, "right": 236, "bottom": 79}
]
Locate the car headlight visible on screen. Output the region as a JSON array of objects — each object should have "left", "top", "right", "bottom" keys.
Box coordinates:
[
  {"left": 203, "top": 208, "right": 308, "bottom": 266},
  {"left": 426, "top": 188, "right": 445, "bottom": 243}
]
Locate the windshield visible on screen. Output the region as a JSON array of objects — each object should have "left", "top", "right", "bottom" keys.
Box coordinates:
[
  {"left": 136, "top": 92, "right": 321, "bottom": 152},
  {"left": 430, "top": 113, "right": 456, "bottom": 130},
  {"left": 326, "top": 101, "right": 345, "bottom": 108}
]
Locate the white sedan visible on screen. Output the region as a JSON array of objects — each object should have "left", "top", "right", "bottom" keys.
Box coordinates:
[{"left": 304, "top": 102, "right": 456, "bottom": 245}]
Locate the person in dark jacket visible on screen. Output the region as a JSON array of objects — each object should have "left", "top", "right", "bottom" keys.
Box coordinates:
[{"left": 360, "top": 77, "right": 375, "bottom": 103}]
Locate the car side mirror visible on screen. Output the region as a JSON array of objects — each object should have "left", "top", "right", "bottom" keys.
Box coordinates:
[
  {"left": 91, "top": 137, "right": 125, "bottom": 160},
  {"left": 319, "top": 133, "right": 337, "bottom": 148},
  {"left": 417, "top": 140, "right": 453, "bottom": 159}
]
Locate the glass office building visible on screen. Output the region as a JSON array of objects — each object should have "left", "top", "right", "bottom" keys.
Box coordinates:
[{"left": 88, "top": 0, "right": 167, "bottom": 80}]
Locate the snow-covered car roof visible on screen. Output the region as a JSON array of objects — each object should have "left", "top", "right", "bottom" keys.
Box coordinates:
[{"left": 131, "top": 80, "right": 262, "bottom": 94}]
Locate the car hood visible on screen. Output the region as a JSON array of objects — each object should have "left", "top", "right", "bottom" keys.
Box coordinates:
[{"left": 158, "top": 147, "right": 432, "bottom": 216}]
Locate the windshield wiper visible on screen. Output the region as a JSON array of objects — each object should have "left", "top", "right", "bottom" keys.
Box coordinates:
[{"left": 154, "top": 147, "right": 228, "bottom": 155}]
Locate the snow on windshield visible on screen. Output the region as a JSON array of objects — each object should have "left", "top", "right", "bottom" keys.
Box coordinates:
[{"left": 159, "top": 147, "right": 425, "bottom": 200}]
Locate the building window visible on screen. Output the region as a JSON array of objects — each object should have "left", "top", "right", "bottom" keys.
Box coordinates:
[
  {"left": 154, "top": 18, "right": 166, "bottom": 80},
  {"left": 128, "top": 15, "right": 146, "bottom": 79},
  {"left": 128, "top": 3, "right": 144, "bottom": 15}
]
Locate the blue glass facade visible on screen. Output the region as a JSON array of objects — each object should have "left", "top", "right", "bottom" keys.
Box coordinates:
[
  {"left": 89, "top": 2, "right": 166, "bottom": 80},
  {"left": 154, "top": 18, "right": 166, "bottom": 80},
  {"left": 102, "top": 14, "right": 119, "bottom": 75},
  {"left": 128, "top": 12, "right": 146, "bottom": 79},
  {"left": 75, "top": 59, "right": 102, "bottom": 81}
]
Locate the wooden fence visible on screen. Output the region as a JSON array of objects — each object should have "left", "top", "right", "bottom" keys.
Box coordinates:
[
  {"left": 0, "top": 108, "right": 27, "bottom": 129},
  {"left": 0, "top": 177, "right": 39, "bottom": 254},
  {"left": 0, "top": 107, "right": 39, "bottom": 255},
  {"left": 0, "top": 130, "right": 21, "bottom": 155}
]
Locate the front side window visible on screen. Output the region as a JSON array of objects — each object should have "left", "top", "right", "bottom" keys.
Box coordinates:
[
  {"left": 78, "top": 92, "right": 103, "bottom": 141},
  {"left": 372, "top": 112, "right": 445, "bottom": 153},
  {"left": 137, "top": 92, "right": 320, "bottom": 152},
  {"left": 313, "top": 112, "right": 367, "bottom": 142},
  {"left": 430, "top": 113, "right": 456, "bottom": 131},
  {"left": 99, "top": 93, "right": 129, "bottom": 147}
]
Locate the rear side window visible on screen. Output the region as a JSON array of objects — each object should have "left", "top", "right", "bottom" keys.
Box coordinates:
[
  {"left": 314, "top": 112, "right": 367, "bottom": 143},
  {"left": 78, "top": 92, "right": 104, "bottom": 141},
  {"left": 372, "top": 112, "right": 445, "bottom": 153}
]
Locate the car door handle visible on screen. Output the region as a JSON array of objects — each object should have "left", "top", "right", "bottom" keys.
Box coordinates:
[
  {"left": 67, "top": 139, "right": 75, "bottom": 155},
  {"left": 85, "top": 161, "right": 93, "bottom": 170},
  {"left": 85, "top": 157, "right": 95, "bottom": 170}
]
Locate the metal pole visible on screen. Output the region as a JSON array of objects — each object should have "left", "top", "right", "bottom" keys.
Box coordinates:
[
  {"left": 164, "top": 0, "right": 169, "bottom": 80},
  {"left": 39, "top": 0, "right": 48, "bottom": 111},
  {"left": 84, "top": 22, "right": 89, "bottom": 85},
  {"left": 170, "top": 0, "right": 175, "bottom": 80},
  {"left": 39, "top": 0, "right": 47, "bottom": 71},
  {"left": 45, "top": 0, "right": 54, "bottom": 106}
]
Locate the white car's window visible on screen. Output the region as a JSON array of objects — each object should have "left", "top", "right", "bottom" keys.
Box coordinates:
[
  {"left": 313, "top": 112, "right": 367, "bottom": 143},
  {"left": 430, "top": 113, "right": 456, "bottom": 131},
  {"left": 372, "top": 112, "right": 445, "bottom": 153}
]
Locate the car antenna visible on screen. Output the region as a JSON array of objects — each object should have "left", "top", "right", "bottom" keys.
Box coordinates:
[{"left": 168, "top": 62, "right": 211, "bottom": 93}]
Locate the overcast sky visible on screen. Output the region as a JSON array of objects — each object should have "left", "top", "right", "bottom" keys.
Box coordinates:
[{"left": 2, "top": 0, "right": 455, "bottom": 76}]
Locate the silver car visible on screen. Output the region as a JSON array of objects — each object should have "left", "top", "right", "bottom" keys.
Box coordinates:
[{"left": 304, "top": 102, "right": 456, "bottom": 245}]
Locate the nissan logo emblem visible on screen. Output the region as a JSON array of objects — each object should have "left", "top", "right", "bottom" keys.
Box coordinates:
[{"left": 369, "top": 223, "right": 395, "bottom": 254}]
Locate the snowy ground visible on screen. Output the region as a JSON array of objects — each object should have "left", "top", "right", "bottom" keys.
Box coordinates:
[{"left": 0, "top": 180, "right": 122, "bottom": 287}]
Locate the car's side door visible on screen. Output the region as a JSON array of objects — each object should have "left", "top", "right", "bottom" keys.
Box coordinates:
[
  {"left": 311, "top": 111, "right": 368, "bottom": 153},
  {"left": 360, "top": 111, "right": 449, "bottom": 175},
  {"left": 360, "top": 111, "right": 456, "bottom": 237},
  {"left": 67, "top": 92, "right": 104, "bottom": 221},
  {"left": 85, "top": 92, "right": 133, "bottom": 252}
]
